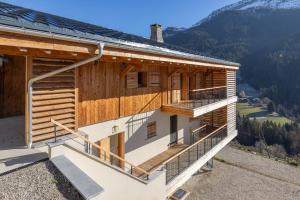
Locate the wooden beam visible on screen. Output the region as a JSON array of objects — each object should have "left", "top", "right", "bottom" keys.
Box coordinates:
[
  {"left": 0, "top": 31, "right": 239, "bottom": 70},
  {"left": 118, "top": 132, "right": 125, "bottom": 169},
  {"left": 120, "top": 64, "right": 135, "bottom": 79},
  {"left": 25, "top": 56, "right": 32, "bottom": 145},
  {"left": 168, "top": 68, "right": 180, "bottom": 77}
]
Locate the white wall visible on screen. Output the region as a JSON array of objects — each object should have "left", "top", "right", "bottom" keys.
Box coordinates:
[
  {"left": 50, "top": 144, "right": 166, "bottom": 200},
  {"left": 78, "top": 99, "right": 237, "bottom": 167},
  {"left": 80, "top": 110, "right": 174, "bottom": 165}
]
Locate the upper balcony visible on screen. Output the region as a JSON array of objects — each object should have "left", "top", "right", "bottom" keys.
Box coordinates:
[{"left": 161, "top": 86, "right": 237, "bottom": 118}]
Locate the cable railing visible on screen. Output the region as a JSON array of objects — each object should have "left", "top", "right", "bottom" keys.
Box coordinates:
[
  {"left": 164, "top": 124, "right": 227, "bottom": 184},
  {"left": 171, "top": 86, "right": 227, "bottom": 109},
  {"left": 50, "top": 119, "right": 150, "bottom": 181}
]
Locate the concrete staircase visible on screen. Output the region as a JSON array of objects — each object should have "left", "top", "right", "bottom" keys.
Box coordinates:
[
  {"left": 48, "top": 141, "right": 166, "bottom": 200},
  {"left": 51, "top": 155, "right": 104, "bottom": 200}
]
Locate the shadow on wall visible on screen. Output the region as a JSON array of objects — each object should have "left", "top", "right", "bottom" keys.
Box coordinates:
[
  {"left": 124, "top": 91, "right": 171, "bottom": 154},
  {"left": 125, "top": 109, "right": 171, "bottom": 154}
]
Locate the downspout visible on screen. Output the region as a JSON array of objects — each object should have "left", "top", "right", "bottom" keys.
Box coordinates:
[{"left": 27, "top": 42, "right": 104, "bottom": 148}]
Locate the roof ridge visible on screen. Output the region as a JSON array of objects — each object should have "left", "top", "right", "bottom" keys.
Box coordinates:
[{"left": 0, "top": 1, "right": 240, "bottom": 67}]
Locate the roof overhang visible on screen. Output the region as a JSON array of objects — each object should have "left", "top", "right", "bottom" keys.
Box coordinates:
[{"left": 0, "top": 24, "right": 240, "bottom": 70}]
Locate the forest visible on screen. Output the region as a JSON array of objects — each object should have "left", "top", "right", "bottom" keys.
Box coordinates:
[{"left": 236, "top": 113, "right": 300, "bottom": 163}]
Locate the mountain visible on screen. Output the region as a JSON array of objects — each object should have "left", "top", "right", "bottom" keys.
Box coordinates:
[
  {"left": 164, "top": 0, "right": 300, "bottom": 120},
  {"left": 193, "top": 0, "right": 300, "bottom": 26}
]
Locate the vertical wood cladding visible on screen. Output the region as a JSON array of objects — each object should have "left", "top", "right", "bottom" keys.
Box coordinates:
[
  {"left": 190, "top": 69, "right": 226, "bottom": 90},
  {"left": 0, "top": 55, "right": 25, "bottom": 118},
  {"left": 78, "top": 62, "right": 163, "bottom": 127},
  {"left": 78, "top": 61, "right": 120, "bottom": 127},
  {"left": 31, "top": 58, "right": 76, "bottom": 142},
  {"left": 199, "top": 106, "right": 227, "bottom": 127},
  {"left": 120, "top": 64, "right": 162, "bottom": 117}
]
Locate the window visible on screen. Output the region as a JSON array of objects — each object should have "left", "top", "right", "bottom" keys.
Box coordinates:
[
  {"left": 126, "top": 72, "right": 148, "bottom": 89},
  {"left": 138, "top": 72, "right": 148, "bottom": 88},
  {"left": 147, "top": 121, "right": 157, "bottom": 139}
]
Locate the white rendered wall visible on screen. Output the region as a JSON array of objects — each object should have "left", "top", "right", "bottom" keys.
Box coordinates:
[
  {"left": 50, "top": 144, "right": 166, "bottom": 200},
  {"left": 79, "top": 109, "right": 199, "bottom": 166}
]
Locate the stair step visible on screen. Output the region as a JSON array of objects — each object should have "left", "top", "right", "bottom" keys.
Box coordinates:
[{"left": 51, "top": 155, "right": 104, "bottom": 200}]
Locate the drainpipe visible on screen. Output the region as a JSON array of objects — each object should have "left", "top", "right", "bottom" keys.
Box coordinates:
[{"left": 27, "top": 42, "right": 104, "bottom": 148}]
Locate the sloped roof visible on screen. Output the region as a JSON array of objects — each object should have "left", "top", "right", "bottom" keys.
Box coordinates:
[{"left": 0, "top": 1, "right": 240, "bottom": 67}]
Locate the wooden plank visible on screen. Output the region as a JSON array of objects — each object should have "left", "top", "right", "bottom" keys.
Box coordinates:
[
  {"left": 32, "top": 118, "right": 75, "bottom": 131},
  {"left": 118, "top": 132, "right": 125, "bottom": 169},
  {"left": 32, "top": 98, "right": 74, "bottom": 106},
  {"left": 33, "top": 93, "right": 75, "bottom": 100},
  {"left": 33, "top": 113, "right": 75, "bottom": 124},
  {"left": 99, "top": 137, "right": 111, "bottom": 162},
  {"left": 32, "top": 103, "right": 75, "bottom": 112},
  {"left": 25, "top": 56, "right": 33, "bottom": 145},
  {"left": 32, "top": 108, "right": 75, "bottom": 118},
  {"left": 32, "top": 123, "right": 75, "bottom": 136}
]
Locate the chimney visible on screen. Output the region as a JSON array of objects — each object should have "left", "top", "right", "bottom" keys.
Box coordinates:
[{"left": 150, "top": 24, "right": 164, "bottom": 43}]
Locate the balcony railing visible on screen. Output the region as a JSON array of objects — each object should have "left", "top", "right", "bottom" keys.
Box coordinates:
[
  {"left": 171, "top": 86, "right": 227, "bottom": 110},
  {"left": 164, "top": 124, "right": 227, "bottom": 184}
]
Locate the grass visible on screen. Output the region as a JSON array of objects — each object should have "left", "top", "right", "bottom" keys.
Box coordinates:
[{"left": 237, "top": 103, "right": 292, "bottom": 125}]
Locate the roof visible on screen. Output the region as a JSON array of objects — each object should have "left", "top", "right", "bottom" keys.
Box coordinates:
[{"left": 0, "top": 2, "right": 240, "bottom": 67}]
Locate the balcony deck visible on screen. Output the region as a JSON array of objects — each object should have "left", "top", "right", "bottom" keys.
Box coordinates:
[
  {"left": 134, "top": 125, "right": 228, "bottom": 182},
  {"left": 132, "top": 144, "right": 188, "bottom": 177},
  {"left": 139, "top": 144, "right": 188, "bottom": 173},
  {"left": 161, "top": 86, "right": 234, "bottom": 117},
  {"left": 162, "top": 96, "right": 237, "bottom": 118}
]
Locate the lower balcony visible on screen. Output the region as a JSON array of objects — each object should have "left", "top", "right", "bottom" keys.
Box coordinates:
[
  {"left": 134, "top": 124, "right": 228, "bottom": 184},
  {"left": 161, "top": 87, "right": 236, "bottom": 117}
]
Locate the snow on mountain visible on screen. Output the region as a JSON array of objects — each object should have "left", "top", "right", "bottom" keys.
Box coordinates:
[{"left": 193, "top": 0, "right": 300, "bottom": 27}]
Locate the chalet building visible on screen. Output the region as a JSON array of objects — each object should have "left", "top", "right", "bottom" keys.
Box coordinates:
[{"left": 0, "top": 2, "right": 239, "bottom": 200}]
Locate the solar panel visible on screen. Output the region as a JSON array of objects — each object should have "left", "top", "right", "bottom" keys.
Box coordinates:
[{"left": 0, "top": 1, "right": 238, "bottom": 66}]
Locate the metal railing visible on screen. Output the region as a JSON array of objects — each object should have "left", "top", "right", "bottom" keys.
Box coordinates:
[
  {"left": 164, "top": 124, "right": 227, "bottom": 184},
  {"left": 171, "top": 86, "right": 227, "bottom": 109},
  {"left": 51, "top": 119, "right": 150, "bottom": 181},
  {"left": 190, "top": 86, "right": 227, "bottom": 100}
]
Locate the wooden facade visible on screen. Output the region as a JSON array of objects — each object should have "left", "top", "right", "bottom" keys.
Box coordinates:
[
  {"left": 0, "top": 55, "right": 25, "bottom": 118},
  {"left": 0, "top": 30, "right": 238, "bottom": 143}
]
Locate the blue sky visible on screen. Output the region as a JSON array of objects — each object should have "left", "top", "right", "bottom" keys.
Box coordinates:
[{"left": 1, "top": 0, "right": 239, "bottom": 37}]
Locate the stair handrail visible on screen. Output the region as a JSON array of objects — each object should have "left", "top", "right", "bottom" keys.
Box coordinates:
[{"left": 50, "top": 118, "right": 150, "bottom": 180}]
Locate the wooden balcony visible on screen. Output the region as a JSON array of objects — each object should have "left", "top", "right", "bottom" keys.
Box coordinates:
[
  {"left": 161, "top": 86, "right": 235, "bottom": 117},
  {"left": 134, "top": 124, "right": 228, "bottom": 182}
]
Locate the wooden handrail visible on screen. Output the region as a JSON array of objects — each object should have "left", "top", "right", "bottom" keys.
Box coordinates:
[
  {"left": 161, "top": 124, "right": 227, "bottom": 165},
  {"left": 191, "top": 124, "right": 207, "bottom": 133},
  {"left": 50, "top": 119, "right": 150, "bottom": 177},
  {"left": 190, "top": 86, "right": 227, "bottom": 92}
]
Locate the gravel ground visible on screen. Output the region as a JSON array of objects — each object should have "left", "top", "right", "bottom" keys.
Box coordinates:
[
  {"left": 217, "top": 145, "right": 300, "bottom": 186},
  {"left": 182, "top": 146, "right": 300, "bottom": 200},
  {"left": 0, "top": 161, "right": 84, "bottom": 200}
]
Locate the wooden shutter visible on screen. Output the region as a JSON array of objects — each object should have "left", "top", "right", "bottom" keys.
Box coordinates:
[
  {"left": 149, "top": 72, "right": 160, "bottom": 87},
  {"left": 171, "top": 73, "right": 181, "bottom": 103},
  {"left": 147, "top": 121, "right": 157, "bottom": 139},
  {"left": 126, "top": 72, "right": 138, "bottom": 89}
]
